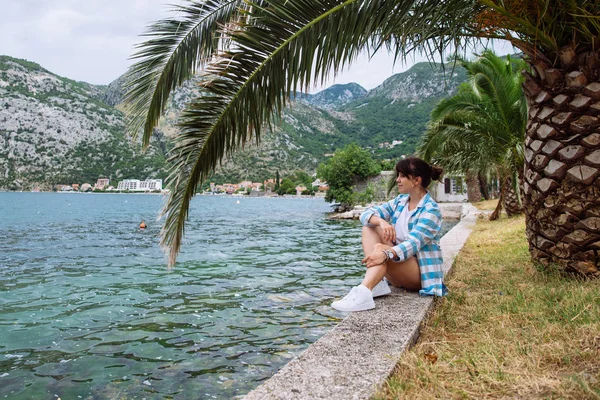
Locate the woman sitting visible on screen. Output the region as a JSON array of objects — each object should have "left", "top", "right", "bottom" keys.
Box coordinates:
[{"left": 332, "top": 156, "right": 447, "bottom": 312}]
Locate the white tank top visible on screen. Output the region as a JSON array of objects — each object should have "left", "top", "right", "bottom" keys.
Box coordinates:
[{"left": 394, "top": 205, "right": 410, "bottom": 243}]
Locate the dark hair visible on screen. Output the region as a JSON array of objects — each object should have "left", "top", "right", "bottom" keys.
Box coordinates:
[{"left": 395, "top": 156, "right": 443, "bottom": 188}]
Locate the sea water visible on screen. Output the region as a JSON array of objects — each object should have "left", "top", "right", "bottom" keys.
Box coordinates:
[{"left": 0, "top": 193, "right": 455, "bottom": 399}]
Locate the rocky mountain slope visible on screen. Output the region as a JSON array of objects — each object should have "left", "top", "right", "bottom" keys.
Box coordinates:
[
  {"left": 0, "top": 56, "right": 167, "bottom": 190},
  {"left": 302, "top": 83, "right": 367, "bottom": 110},
  {"left": 0, "top": 55, "right": 466, "bottom": 190}
]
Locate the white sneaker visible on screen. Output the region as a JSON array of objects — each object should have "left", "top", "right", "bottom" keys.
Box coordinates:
[
  {"left": 372, "top": 279, "right": 391, "bottom": 298},
  {"left": 331, "top": 285, "right": 375, "bottom": 312}
]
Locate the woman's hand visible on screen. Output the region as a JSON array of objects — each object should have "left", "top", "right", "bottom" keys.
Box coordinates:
[
  {"left": 379, "top": 220, "right": 395, "bottom": 243},
  {"left": 361, "top": 250, "right": 387, "bottom": 268}
]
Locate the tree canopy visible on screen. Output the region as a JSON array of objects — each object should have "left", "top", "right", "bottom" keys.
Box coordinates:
[
  {"left": 317, "top": 143, "right": 381, "bottom": 209},
  {"left": 418, "top": 51, "right": 527, "bottom": 217}
]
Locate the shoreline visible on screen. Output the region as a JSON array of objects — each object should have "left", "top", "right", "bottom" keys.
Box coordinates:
[{"left": 0, "top": 191, "right": 328, "bottom": 200}]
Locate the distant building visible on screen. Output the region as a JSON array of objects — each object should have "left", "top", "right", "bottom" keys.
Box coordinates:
[
  {"left": 139, "top": 179, "right": 162, "bottom": 191},
  {"left": 81, "top": 183, "right": 92, "bottom": 192},
  {"left": 295, "top": 185, "right": 307, "bottom": 196},
  {"left": 95, "top": 178, "right": 110, "bottom": 190},
  {"left": 312, "top": 179, "right": 329, "bottom": 192},
  {"left": 117, "top": 179, "right": 141, "bottom": 191},
  {"left": 116, "top": 179, "right": 163, "bottom": 192},
  {"left": 71, "top": 184, "right": 80, "bottom": 191},
  {"left": 222, "top": 183, "right": 238, "bottom": 194},
  {"left": 430, "top": 176, "right": 468, "bottom": 202},
  {"left": 263, "top": 179, "right": 276, "bottom": 193},
  {"left": 238, "top": 180, "right": 253, "bottom": 189}
]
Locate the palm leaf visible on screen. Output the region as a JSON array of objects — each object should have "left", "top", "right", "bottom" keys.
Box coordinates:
[
  {"left": 418, "top": 51, "right": 526, "bottom": 190},
  {"left": 124, "top": 0, "right": 246, "bottom": 148},
  {"left": 477, "top": 0, "right": 600, "bottom": 59},
  {"left": 160, "top": 0, "right": 408, "bottom": 266}
]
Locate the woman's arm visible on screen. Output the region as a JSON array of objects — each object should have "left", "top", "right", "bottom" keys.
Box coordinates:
[
  {"left": 366, "top": 215, "right": 396, "bottom": 243},
  {"left": 359, "top": 198, "right": 397, "bottom": 243},
  {"left": 359, "top": 198, "right": 396, "bottom": 227}
]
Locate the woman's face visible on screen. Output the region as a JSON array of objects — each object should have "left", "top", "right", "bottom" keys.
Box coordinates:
[{"left": 396, "top": 173, "right": 420, "bottom": 194}]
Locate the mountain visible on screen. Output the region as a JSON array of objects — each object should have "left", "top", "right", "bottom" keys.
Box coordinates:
[
  {"left": 302, "top": 83, "right": 367, "bottom": 110},
  {"left": 330, "top": 63, "right": 468, "bottom": 159},
  {"left": 368, "top": 62, "right": 465, "bottom": 101},
  {"left": 0, "top": 55, "right": 467, "bottom": 190},
  {"left": 0, "top": 56, "right": 168, "bottom": 190}
]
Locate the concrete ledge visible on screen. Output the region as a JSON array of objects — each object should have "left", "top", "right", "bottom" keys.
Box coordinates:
[{"left": 243, "top": 203, "right": 479, "bottom": 400}]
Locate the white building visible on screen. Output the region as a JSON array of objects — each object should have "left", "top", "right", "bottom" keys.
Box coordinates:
[
  {"left": 116, "top": 179, "right": 163, "bottom": 192},
  {"left": 139, "top": 179, "right": 163, "bottom": 191},
  {"left": 117, "top": 179, "right": 141, "bottom": 191},
  {"left": 430, "top": 177, "right": 468, "bottom": 202}
]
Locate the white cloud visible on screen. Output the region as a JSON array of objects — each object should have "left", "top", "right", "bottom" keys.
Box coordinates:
[
  {"left": 0, "top": 0, "right": 172, "bottom": 84},
  {"left": 37, "top": 8, "right": 89, "bottom": 38}
]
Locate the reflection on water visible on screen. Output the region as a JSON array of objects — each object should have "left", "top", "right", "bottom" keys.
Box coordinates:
[{"left": 0, "top": 193, "right": 456, "bottom": 399}]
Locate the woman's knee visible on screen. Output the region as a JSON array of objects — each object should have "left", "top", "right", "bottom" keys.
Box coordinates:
[
  {"left": 372, "top": 243, "right": 386, "bottom": 252},
  {"left": 362, "top": 225, "right": 376, "bottom": 237}
]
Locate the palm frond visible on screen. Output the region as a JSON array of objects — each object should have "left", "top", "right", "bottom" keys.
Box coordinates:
[
  {"left": 477, "top": 0, "right": 600, "bottom": 59},
  {"left": 124, "top": 0, "right": 246, "bottom": 148},
  {"left": 386, "top": 173, "right": 397, "bottom": 197},
  {"left": 160, "top": 0, "right": 404, "bottom": 267},
  {"left": 461, "top": 50, "right": 527, "bottom": 140},
  {"left": 418, "top": 51, "right": 526, "bottom": 183},
  {"left": 381, "top": 0, "right": 485, "bottom": 65}
]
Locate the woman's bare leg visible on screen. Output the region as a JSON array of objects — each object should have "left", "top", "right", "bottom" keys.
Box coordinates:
[
  {"left": 360, "top": 226, "right": 421, "bottom": 291},
  {"left": 385, "top": 256, "right": 421, "bottom": 291},
  {"left": 360, "top": 226, "right": 392, "bottom": 290}
]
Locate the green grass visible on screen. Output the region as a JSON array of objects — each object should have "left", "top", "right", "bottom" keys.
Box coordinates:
[{"left": 377, "top": 215, "right": 600, "bottom": 399}]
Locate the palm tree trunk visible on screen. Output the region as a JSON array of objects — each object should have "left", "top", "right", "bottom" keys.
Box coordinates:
[
  {"left": 501, "top": 176, "right": 522, "bottom": 217},
  {"left": 466, "top": 170, "right": 482, "bottom": 203},
  {"left": 522, "top": 52, "right": 600, "bottom": 277},
  {"left": 478, "top": 173, "right": 490, "bottom": 200},
  {"left": 517, "top": 169, "right": 525, "bottom": 208},
  {"left": 489, "top": 184, "right": 504, "bottom": 221}
]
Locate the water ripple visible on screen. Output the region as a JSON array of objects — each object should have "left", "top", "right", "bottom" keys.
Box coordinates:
[{"left": 0, "top": 193, "right": 455, "bottom": 399}]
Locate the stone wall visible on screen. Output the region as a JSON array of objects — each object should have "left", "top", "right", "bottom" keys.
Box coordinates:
[{"left": 354, "top": 171, "right": 396, "bottom": 202}]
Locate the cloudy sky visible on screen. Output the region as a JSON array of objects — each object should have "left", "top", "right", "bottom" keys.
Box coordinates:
[{"left": 1, "top": 1, "right": 515, "bottom": 92}]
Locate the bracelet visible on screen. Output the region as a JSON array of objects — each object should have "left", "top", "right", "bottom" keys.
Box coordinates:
[{"left": 382, "top": 250, "right": 389, "bottom": 263}]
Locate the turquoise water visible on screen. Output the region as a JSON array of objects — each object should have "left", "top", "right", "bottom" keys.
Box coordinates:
[{"left": 0, "top": 193, "right": 455, "bottom": 399}]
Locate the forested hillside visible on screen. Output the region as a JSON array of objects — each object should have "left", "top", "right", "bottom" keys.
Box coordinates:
[{"left": 0, "top": 55, "right": 466, "bottom": 189}]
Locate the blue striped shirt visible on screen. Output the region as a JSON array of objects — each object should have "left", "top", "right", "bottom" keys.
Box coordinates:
[{"left": 360, "top": 193, "right": 448, "bottom": 297}]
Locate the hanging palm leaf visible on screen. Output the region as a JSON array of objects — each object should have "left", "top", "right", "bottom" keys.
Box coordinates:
[{"left": 126, "top": 0, "right": 600, "bottom": 275}]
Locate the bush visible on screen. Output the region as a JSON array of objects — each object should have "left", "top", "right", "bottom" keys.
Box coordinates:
[
  {"left": 354, "top": 183, "right": 376, "bottom": 206},
  {"left": 277, "top": 177, "right": 296, "bottom": 195},
  {"left": 317, "top": 143, "right": 380, "bottom": 209}
]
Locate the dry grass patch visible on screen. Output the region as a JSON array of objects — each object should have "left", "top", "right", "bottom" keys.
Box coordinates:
[
  {"left": 473, "top": 199, "right": 499, "bottom": 211},
  {"left": 377, "top": 215, "right": 600, "bottom": 399}
]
